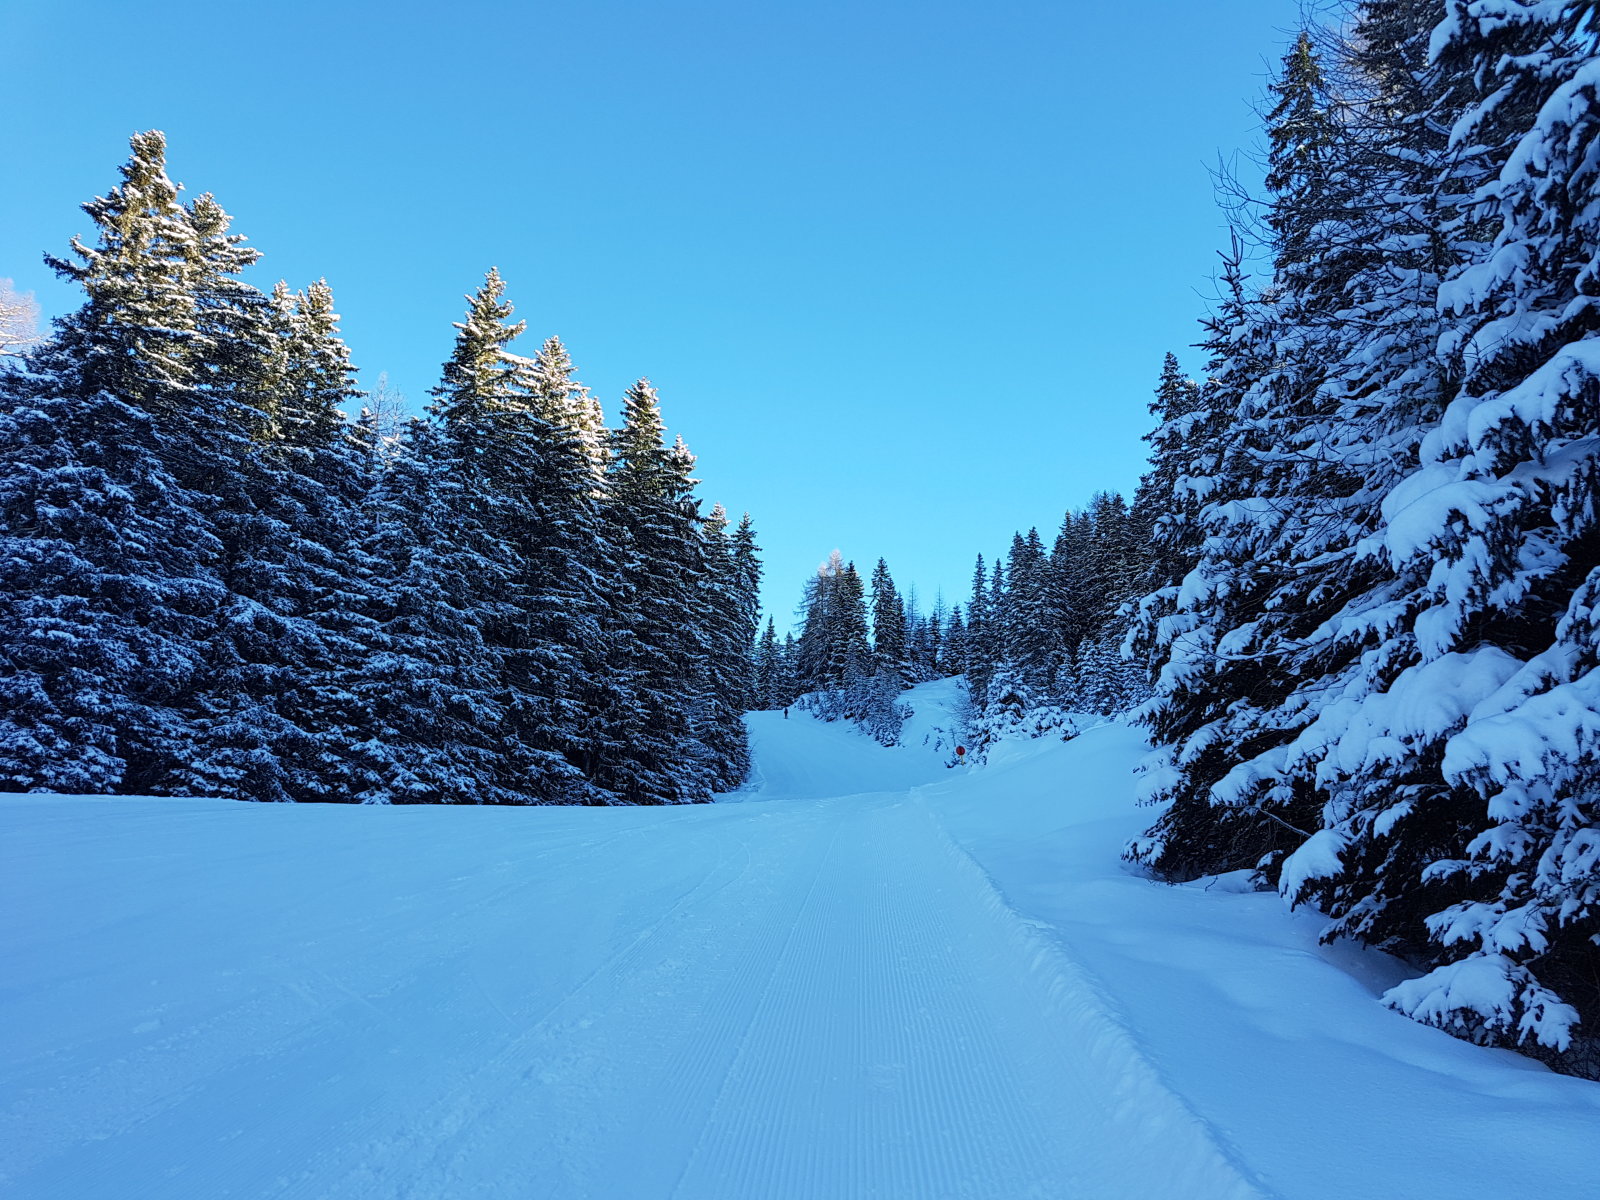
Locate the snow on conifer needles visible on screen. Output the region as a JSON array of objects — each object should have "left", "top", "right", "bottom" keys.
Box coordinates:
[
  {"left": 0, "top": 132, "right": 761, "bottom": 809},
  {"left": 1047, "top": 2, "right": 1600, "bottom": 1079}
]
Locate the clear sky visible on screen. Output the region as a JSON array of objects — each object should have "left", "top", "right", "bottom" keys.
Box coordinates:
[{"left": 5, "top": 0, "right": 1299, "bottom": 629}]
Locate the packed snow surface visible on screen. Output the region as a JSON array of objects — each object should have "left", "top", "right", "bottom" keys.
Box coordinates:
[{"left": 3, "top": 678, "right": 1597, "bottom": 1199}]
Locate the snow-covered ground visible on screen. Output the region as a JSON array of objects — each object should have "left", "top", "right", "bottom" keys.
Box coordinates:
[{"left": 3, "top": 679, "right": 1596, "bottom": 1199}]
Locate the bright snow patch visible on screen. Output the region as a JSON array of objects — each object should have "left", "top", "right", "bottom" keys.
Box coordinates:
[{"left": 2, "top": 679, "right": 1596, "bottom": 1198}]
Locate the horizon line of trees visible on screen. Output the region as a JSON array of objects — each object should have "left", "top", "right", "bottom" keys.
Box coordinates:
[
  {"left": 752, "top": 551, "right": 965, "bottom": 743},
  {"left": 0, "top": 131, "right": 761, "bottom": 807},
  {"left": 757, "top": 498, "right": 1153, "bottom": 750}
]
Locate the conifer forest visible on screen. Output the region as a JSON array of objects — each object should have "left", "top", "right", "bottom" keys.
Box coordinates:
[{"left": 4, "top": 2, "right": 1600, "bottom": 1195}]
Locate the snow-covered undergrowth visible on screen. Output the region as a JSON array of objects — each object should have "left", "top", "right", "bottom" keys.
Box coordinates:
[{"left": 2, "top": 679, "right": 1596, "bottom": 1199}]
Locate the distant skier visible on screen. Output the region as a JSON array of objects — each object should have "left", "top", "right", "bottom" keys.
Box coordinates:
[{"left": 783, "top": 707, "right": 789, "bottom": 719}]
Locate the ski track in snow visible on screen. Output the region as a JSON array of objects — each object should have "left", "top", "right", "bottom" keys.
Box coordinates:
[{"left": 3, "top": 680, "right": 1594, "bottom": 1198}]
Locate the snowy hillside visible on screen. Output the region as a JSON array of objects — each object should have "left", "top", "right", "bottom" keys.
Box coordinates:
[{"left": 3, "top": 679, "right": 1596, "bottom": 1199}]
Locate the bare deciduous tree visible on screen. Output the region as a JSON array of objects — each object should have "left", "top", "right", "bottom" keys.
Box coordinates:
[
  {"left": 367, "top": 371, "right": 410, "bottom": 459},
  {"left": 0, "top": 278, "right": 41, "bottom": 359}
]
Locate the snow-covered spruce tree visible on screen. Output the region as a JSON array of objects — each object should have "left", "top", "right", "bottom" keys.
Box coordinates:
[
  {"left": 599, "top": 380, "right": 717, "bottom": 803},
  {"left": 694, "top": 503, "right": 759, "bottom": 790},
  {"left": 965, "top": 555, "right": 996, "bottom": 706},
  {"left": 986, "top": 556, "right": 1008, "bottom": 680},
  {"left": 265, "top": 280, "right": 384, "bottom": 802},
  {"left": 343, "top": 418, "right": 521, "bottom": 803},
  {"left": 1238, "top": 0, "right": 1470, "bottom": 915},
  {"left": 728, "top": 512, "right": 764, "bottom": 710},
  {"left": 753, "top": 616, "right": 783, "bottom": 710},
  {"left": 941, "top": 604, "right": 968, "bottom": 675},
  {"left": 845, "top": 659, "right": 910, "bottom": 747},
  {"left": 1280, "top": 0, "right": 1600, "bottom": 1072},
  {"left": 869, "top": 558, "right": 909, "bottom": 683},
  {"left": 1128, "top": 353, "right": 1206, "bottom": 600},
  {"left": 1122, "top": 21, "right": 1398, "bottom": 880},
  {"left": 1050, "top": 492, "right": 1145, "bottom": 712},
  {"left": 1122, "top": 238, "right": 1295, "bottom": 877},
  {"left": 507, "top": 329, "right": 620, "bottom": 799},
  {"left": 0, "top": 132, "right": 226, "bottom": 792},
  {"left": 792, "top": 552, "right": 902, "bottom": 735},
  {"left": 1000, "top": 528, "right": 1057, "bottom": 698},
  {"left": 1045, "top": 512, "right": 1089, "bottom": 702},
  {"left": 779, "top": 630, "right": 801, "bottom": 706},
  {"left": 527, "top": 334, "right": 608, "bottom": 482},
  {"left": 178, "top": 267, "right": 378, "bottom": 804},
  {"left": 1150, "top": 0, "right": 1465, "bottom": 888},
  {"left": 430, "top": 270, "right": 607, "bottom": 804},
  {"left": 904, "top": 592, "right": 946, "bottom": 683},
  {"left": 795, "top": 551, "right": 871, "bottom": 694}
]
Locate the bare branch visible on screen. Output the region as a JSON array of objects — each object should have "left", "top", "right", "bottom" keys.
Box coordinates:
[{"left": 0, "top": 278, "right": 41, "bottom": 360}]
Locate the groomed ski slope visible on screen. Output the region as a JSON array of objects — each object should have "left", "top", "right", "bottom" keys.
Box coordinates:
[{"left": 3, "top": 679, "right": 1597, "bottom": 1199}]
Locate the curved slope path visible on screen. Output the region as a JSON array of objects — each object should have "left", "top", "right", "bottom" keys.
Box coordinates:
[{"left": 2, "top": 705, "right": 1265, "bottom": 1199}]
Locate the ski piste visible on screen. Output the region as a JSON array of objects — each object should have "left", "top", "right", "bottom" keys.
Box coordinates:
[{"left": 4, "top": 679, "right": 1596, "bottom": 1199}]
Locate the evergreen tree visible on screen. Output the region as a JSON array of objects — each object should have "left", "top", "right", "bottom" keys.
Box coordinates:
[
  {"left": 695, "top": 503, "right": 757, "bottom": 788},
  {"left": 966, "top": 555, "right": 995, "bottom": 704},
  {"left": 941, "top": 605, "right": 968, "bottom": 675},
  {"left": 1004, "top": 527, "right": 1056, "bottom": 694},
  {"left": 754, "top": 616, "right": 782, "bottom": 710},
  {"left": 431, "top": 269, "right": 604, "bottom": 804},
  {"left": 600, "top": 380, "right": 715, "bottom": 803},
  {"left": 869, "top": 558, "right": 908, "bottom": 682},
  {"left": 1281, "top": 0, "right": 1600, "bottom": 1065},
  {"left": 0, "top": 131, "right": 226, "bottom": 794},
  {"left": 345, "top": 419, "right": 517, "bottom": 803},
  {"left": 1129, "top": 353, "right": 1206, "bottom": 595},
  {"left": 728, "top": 513, "right": 764, "bottom": 710},
  {"left": 795, "top": 551, "right": 870, "bottom": 691},
  {"left": 181, "top": 273, "right": 377, "bottom": 804},
  {"left": 508, "top": 327, "right": 618, "bottom": 798}
]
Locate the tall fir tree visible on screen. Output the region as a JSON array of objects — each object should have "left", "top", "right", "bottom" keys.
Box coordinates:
[
  {"left": 0, "top": 131, "right": 227, "bottom": 794},
  {"left": 869, "top": 558, "right": 908, "bottom": 682},
  {"left": 601, "top": 380, "right": 715, "bottom": 803}
]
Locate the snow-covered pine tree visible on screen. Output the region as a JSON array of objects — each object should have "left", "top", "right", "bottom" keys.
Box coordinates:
[
  {"left": 729, "top": 512, "right": 764, "bottom": 711},
  {"left": 1168, "top": 0, "right": 1467, "bottom": 898},
  {"left": 178, "top": 268, "right": 378, "bottom": 803},
  {"left": 1129, "top": 353, "right": 1206, "bottom": 599},
  {"left": 902, "top": 591, "right": 945, "bottom": 684},
  {"left": 600, "top": 380, "right": 716, "bottom": 803},
  {"left": 0, "top": 133, "right": 227, "bottom": 793},
  {"left": 430, "top": 269, "right": 603, "bottom": 804},
  {"left": 833, "top": 561, "right": 872, "bottom": 688},
  {"left": 869, "top": 558, "right": 909, "bottom": 683},
  {"left": 261, "top": 280, "right": 379, "bottom": 802},
  {"left": 694, "top": 503, "right": 756, "bottom": 790},
  {"left": 1122, "top": 238, "right": 1291, "bottom": 878},
  {"left": 754, "top": 616, "right": 783, "bottom": 710},
  {"left": 1281, "top": 0, "right": 1600, "bottom": 1071},
  {"left": 779, "top": 630, "right": 800, "bottom": 706},
  {"left": 1002, "top": 528, "right": 1057, "bottom": 697},
  {"left": 941, "top": 604, "right": 968, "bottom": 676},
  {"left": 795, "top": 551, "right": 871, "bottom": 692},
  {"left": 1124, "top": 28, "right": 1366, "bottom": 878},
  {"left": 924, "top": 596, "right": 946, "bottom": 682},
  {"left": 344, "top": 418, "right": 519, "bottom": 803},
  {"left": 965, "top": 555, "right": 995, "bottom": 705},
  {"left": 526, "top": 334, "right": 608, "bottom": 481},
  {"left": 506, "top": 328, "right": 618, "bottom": 800}
]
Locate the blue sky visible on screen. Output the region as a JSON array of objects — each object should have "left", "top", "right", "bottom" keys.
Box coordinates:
[{"left": 5, "top": 0, "right": 1298, "bottom": 628}]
